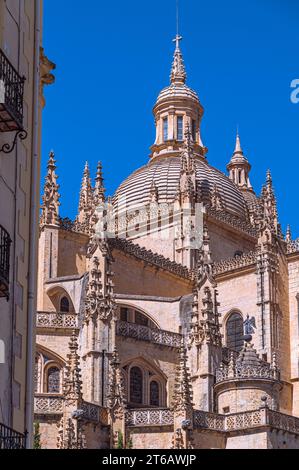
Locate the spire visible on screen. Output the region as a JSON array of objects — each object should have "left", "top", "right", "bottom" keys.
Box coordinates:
[
  {"left": 93, "top": 161, "right": 106, "bottom": 207},
  {"left": 172, "top": 340, "right": 193, "bottom": 412},
  {"left": 63, "top": 330, "right": 83, "bottom": 402},
  {"left": 40, "top": 150, "right": 60, "bottom": 226},
  {"left": 227, "top": 131, "right": 252, "bottom": 190},
  {"left": 190, "top": 224, "right": 222, "bottom": 348},
  {"left": 79, "top": 161, "right": 92, "bottom": 209},
  {"left": 234, "top": 132, "right": 242, "bottom": 154},
  {"left": 196, "top": 224, "right": 214, "bottom": 287},
  {"left": 259, "top": 169, "right": 278, "bottom": 234},
  {"left": 176, "top": 125, "right": 196, "bottom": 206},
  {"left": 76, "top": 162, "right": 93, "bottom": 230},
  {"left": 170, "top": 35, "right": 187, "bottom": 84}
]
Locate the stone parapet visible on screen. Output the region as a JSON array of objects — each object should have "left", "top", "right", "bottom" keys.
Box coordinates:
[
  {"left": 36, "top": 311, "right": 79, "bottom": 330},
  {"left": 116, "top": 320, "right": 182, "bottom": 349},
  {"left": 125, "top": 408, "right": 174, "bottom": 427},
  {"left": 194, "top": 408, "right": 299, "bottom": 435}
]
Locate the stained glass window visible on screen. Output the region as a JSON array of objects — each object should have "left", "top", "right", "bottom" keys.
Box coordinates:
[
  {"left": 60, "top": 296, "right": 70, "bottom": 313},
  {"left": 226, "top": 312, "right": 244, "bottom": 352},
  {"left": 150, "top": 381, "right": 159, "bottom": 407},
  {"left": 47, "top": 367, "right": 60, "bottom": 393},
  {"left": 130, "top": 367, "right": 143, "bottom": 404},
  {"left": 177, "top": 116, "right": 183, "bottom": 141}
]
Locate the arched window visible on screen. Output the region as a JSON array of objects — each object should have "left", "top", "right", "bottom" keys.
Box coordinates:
[
  {"left": 47, "top": 366, "right": 61, "bottom": 393},
  {"left": 177, "top": 116, "right": 183, "bottom": 141},
  {"left": 60, "top": 296, "right": 70, "bottom": 313},
  {"left": 130, "top": 367, "right": 143, "bottom": 404},
  {"left": 226, "top": 312, "right": 244, "bottom": 352},
  {"left": 163, "top": 117, "right": 168, "bottom": 141},
  {"left": 150, "top": 381, "right": 160, "bottom": 407}
]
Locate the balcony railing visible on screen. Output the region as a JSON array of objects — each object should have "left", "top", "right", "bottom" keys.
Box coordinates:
[
  {"left": 125, "top": 408, "right": 174, "bottom": 427},
  {"left": 81, "top": 401, "right": 109, "bottom": 425},
  {"left": 0, "top": 224, "right": 11, "bottom": 300},
  {"left": 0, "top": 423, "right": 27, "bottom": 449},
  {"left": 193, "top": 408, "right": 299, "bottom": 435},
  {"left": 34, "top": 395, "right": 108, "bottom": 425},
  {"left": 36, "top": 311, "right": 79, "bottom": 329},
  {"left": 34, "top": 394, "right": 64, "bottom": 414},
  {"left": 0, "top": 49, "right": 25, "bottom": 132},
  {"left": 116, "top": 320, "right": 182, "bottom": 349}
]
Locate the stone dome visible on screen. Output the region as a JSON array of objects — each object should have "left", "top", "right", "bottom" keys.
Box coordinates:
[
  {"left": 156, "top": 83, "right": 200, "bottom": 106},
  {"left": 113, "top": 156, "right": 248, "bottom": 220}
]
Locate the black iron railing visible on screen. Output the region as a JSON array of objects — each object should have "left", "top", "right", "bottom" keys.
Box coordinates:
[
  {"left": 0, "top": 49, "right": 25, "bottom": 132},
  {"left": 0, "top": 423, "right": 27, "bottom": 449},
  {"left": 0, "top": 224, "right": 11, "bottom": 300}
]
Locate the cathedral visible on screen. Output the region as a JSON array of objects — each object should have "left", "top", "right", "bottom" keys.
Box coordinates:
[{"left": 34, "top": 35, "right": 299, "bottom": 449}]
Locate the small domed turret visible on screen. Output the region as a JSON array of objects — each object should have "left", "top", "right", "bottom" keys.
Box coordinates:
[{"left": 150, "top": 36, "right": 206, "bottom": 160}]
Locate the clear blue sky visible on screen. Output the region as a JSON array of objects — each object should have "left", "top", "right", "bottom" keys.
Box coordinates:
[{"left": 42, "top": 0, "right": 299, "bottom": 237}]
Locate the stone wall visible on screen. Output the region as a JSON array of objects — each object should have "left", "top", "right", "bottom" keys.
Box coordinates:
[
  {"left": 113, "top": 249, "right": 191, "bottom": 297},
  {"left": 127, "top": 427, "right": 173, "bottom": 449},
  {"left": 288, "top": 256, "right": 299, "bottom": 416},
  {"left": 192, "top": 430, "right": 225, "bottom": 449}
]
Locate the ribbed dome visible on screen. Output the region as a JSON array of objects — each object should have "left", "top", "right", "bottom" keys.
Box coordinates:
[
  {"left": 113, "top": 156, "right": 248, "bottom": 220},
  {"left": 242, "top": 190, "right": 259, "bottom": 210},
  {"left": 156, "top": 83, "right": 200, "bottom": 106}
]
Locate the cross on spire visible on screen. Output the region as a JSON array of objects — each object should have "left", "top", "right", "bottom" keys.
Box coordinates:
[{"left": 173, "top": 34, "right": 183, "bottom": 51}]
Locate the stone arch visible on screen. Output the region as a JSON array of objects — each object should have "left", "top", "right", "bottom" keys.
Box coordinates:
[
  {"left": 122, "top": 356, "right": 167, "bottom": 407},
  {"left": 35, "top": 344, "right": 66, "bottom": 394},
  {"left": 116, "top": 302, "right": 160, "bottom": 329},
  {"left": 46, "top": 285, "right": 75, "bottom": 313}
]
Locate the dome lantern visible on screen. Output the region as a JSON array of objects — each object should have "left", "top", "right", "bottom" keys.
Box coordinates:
[{"left": 150, "top": 37, "right": 207, "bottom": 161}]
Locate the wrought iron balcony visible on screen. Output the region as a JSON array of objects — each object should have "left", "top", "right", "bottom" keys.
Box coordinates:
[
  {"left": 0, "top": 49, "right": 27, "bottom": 153},
  {"left": 0, "top": 224, "right": 11, "bottom": 300},
  {"left": 0, "top": 422, "right": 27, "bottom": 449}
]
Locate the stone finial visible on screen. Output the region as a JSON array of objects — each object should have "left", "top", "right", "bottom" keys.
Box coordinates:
[
  {"left": 172, "top": 340, "right": 193, "bottom": 413},
  {"left": 84, "top": 249, "right": 115, "bottom": 323},
  {"left": 170, "top": 35, "right": 187, "bottom": 84},
  {"left": 182, "top": 124, "right": 195, "bottom": 174},
  {"left": 93, "top": 161, "right": 106, "bottom": 207},
  {"left": 149, "top": 181, "right": 159, "bottom": 203},
  {"left": 228, "top": 352, "right": 236, "bottom": 377},
  {"left": 40, "top": 150, "right": 60, "bottom": 227},
  {"left": 196, "top": 224, "right": 214, "bottom": 286},
  {"left": 63, "top": 330, "right": 83, "bottom": 403},
  {"left": 107, "top": 347, "right": 126, "bottom": 419},
  {"left": 210, "top": 184, "right": 224, "bottom": 211},
  {"left": 285, "top": 225, "right": 292, "bottom": 243},
  {"left": 259, "top": 169, "right": 278, "bottom": 234}
]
